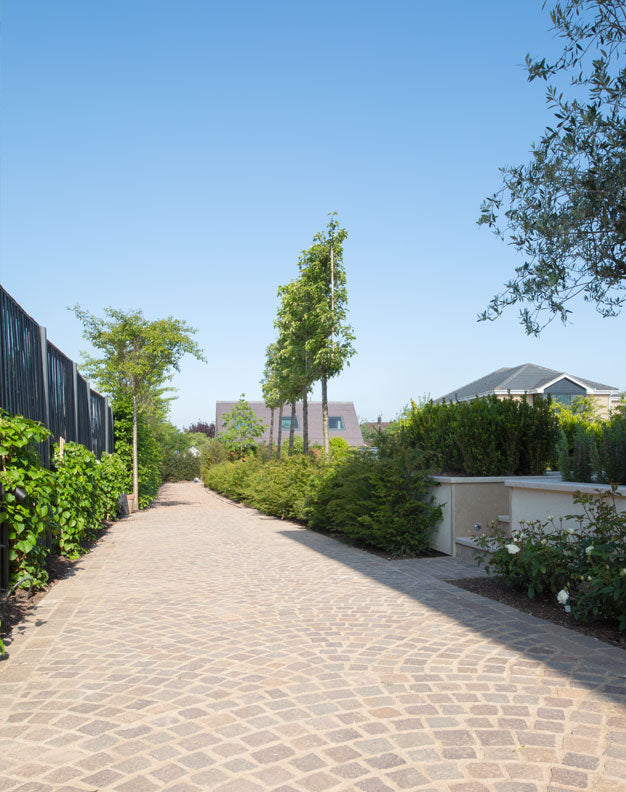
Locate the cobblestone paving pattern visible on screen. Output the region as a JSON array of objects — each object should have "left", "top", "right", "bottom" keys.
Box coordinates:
[{"left": 1, "top": 482, "right": 625, "bottom": 792}]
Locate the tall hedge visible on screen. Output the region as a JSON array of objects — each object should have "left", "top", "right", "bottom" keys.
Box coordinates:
[{"left": 403, "top": 395, "right": 557, "bottom": 476}]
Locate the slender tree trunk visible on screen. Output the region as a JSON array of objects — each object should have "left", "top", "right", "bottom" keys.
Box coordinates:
[
  {"left": 288, "top": 401, "right": 296, "bottom": 455},
  {"left": 302, "top": 387, "right": 309, "bottom": 455},
  {"left": 268, "top": 407, "right": 275, "bottom": 461},
  {"left": 277, "top": 403, "right": 283, "bottom": 459},
  {"left": 321, "top": 369, "right": 329, "bottom": 455},
  {"left": 132, "top": 391, "right": 139, "bottom": 508}
]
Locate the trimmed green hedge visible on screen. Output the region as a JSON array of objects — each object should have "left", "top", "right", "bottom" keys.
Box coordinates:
[
  {"left": 402, "top": 395, "right": 557, "bottom": 476},
  {"left": 204, "top": 439, "right": 442, "bottom": 555}
]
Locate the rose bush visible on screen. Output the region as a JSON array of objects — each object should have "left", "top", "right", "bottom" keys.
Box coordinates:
[{"left": 475, "top": 489, "right": 626, "bottom": 630}]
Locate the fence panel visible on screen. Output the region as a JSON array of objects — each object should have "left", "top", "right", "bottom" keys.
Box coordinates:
[
  {"left": 0, "top": 286, "right": 113, "bottom": 461},
  {"left": 90, "top": 390, "right": 106, "bottom": 458},
  {"left": 0, "top": 289, "right": 46, "bottom": 426},
  {"left": 47, "top": 342, "right": 76, "bottom": 444}
]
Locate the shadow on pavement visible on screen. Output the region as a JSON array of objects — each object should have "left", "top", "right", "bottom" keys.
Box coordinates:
[{"left": 279, "top": 526, "right": 626, "bottom": 708}]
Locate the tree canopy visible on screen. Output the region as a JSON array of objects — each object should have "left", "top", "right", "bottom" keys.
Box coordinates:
[
  {"left": 72, "top": 305, "right": 205, "bottom": 502},
  {"left": 479, "top": 0, "right": 626, "bottom": 335}
]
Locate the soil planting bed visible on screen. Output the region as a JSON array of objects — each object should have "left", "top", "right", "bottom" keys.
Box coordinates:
[{"left": 448, "top": 575, "right": 625, "bottom": 650}]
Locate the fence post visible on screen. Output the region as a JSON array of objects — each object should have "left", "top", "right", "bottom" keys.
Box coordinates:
[
  {"left": 104, "top": 396, "right": 110, "bottom": 454},
  {"left": 39, "top": 326, "right": 50, "bottom": 428},
  {"left": 72, "top": 362, "right": 79, "bottom": 442},
  {"left": 39, "top": 326, "right": 51, "bottom": 469}
]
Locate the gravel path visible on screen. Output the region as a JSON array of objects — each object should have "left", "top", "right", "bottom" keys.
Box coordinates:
[{"left": 1, "top": 481, "right": 625, "bottom": 791}]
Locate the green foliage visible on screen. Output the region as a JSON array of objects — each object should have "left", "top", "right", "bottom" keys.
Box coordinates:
[
  {"left": 402, "top": 396, "right": 557, "bottom": 476},
  {"left": 53, "top": 442, "right": 99, "bottom": 557},
  {"left": 329, "top": 436, "right": 349, "bottom": 461},
  {"left": 204, "top": 439, "right": 441, "bottom": 556},
  {"left": 557, "top": 411, "right": 626, "bottom": 484},
  {"left": 97, "top": 452, "right": 128, "bottom": 520},
  {"left": 113, "top": 397, "right": 163, "bottom": 508},
  {"left": 0, "top": 412, "right": 55, "bottom": 587},
  {"left": 72, "top": 304, "right": 205, "bottom": 502},
  {"left": 479, "top": 1, "right": 626, "bottom": 334},
  {"left": 202, "top": 438, "right": 228, "bottom": 470},
  {"left": 475, "top": 489, "right": 626, "bottom": 629},
  {"left": 0, "top": 412, "right": 126, "bottom": 587},
  {"left": 162, "top": 450, "right": 201, "bottom": 482},
  {"left": 600, "top": 414, "right": 626, "bottom": 483},
  {"left": 219, "top": 395, "right": 266, "bottom": 458},
  {"left": 310, "top": 442, "right": 441, "bottom": 555},
  {"left": 53, "top": 443, "right": 128, "bottom": 558},
  {"left": 204, "top": 458, "right": 262, "bottom": 502}
]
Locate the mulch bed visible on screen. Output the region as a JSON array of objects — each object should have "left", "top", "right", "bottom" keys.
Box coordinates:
[{"left": 448, "top": 576, "right": 625, "bottom": 650}]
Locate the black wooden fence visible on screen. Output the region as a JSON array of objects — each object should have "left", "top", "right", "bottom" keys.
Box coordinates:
[{"left": 0, "top": 285, "right": 113, "bottom": 467}]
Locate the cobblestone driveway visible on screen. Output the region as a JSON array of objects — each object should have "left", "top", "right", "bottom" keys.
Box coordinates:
[{"left": 1, "top": 482, "right": 625, "bottom": 792}]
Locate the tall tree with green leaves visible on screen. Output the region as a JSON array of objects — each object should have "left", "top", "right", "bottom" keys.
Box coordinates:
[
  {"left": 298, "top": 214, "right": 355, "bottom": 453},
  {"left": 71, "top": 306, "right": 205, "bottom": 505},
  {"left": 479, "top": 0, "right": 626, "bottom": 335},
  {"left": 274, "top": 278, "right": 318, "bottom": 454}
]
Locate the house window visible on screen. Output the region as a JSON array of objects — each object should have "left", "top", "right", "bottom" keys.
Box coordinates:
[
  {"left": 281, "top": 416, "right": 299, "bottom": 430},
  {"left": 328, "top": 416, "right": 345, "bottom": 430},
  {"left": 553, "top": 394, "right": 574, "bottom": 405}
]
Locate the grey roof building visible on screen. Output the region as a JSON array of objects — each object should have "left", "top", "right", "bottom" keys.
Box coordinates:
[
  {"left": 216, "top": 401, "right": 364, "bottom": 447},
  {"left": 437, "top": 363, "right": 619, "bottom": 416}
]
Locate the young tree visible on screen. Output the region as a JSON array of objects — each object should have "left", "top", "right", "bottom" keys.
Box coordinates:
[
  {"left": 219, "top": 395, "right": 266, "bottom": 458},
  {"left": 261, "top": 344, "right": 282, "bottom": 460},
  {"left": 298, "top": 214, "right": 355, "bottom": 453},
  {"left": 274, "top": 279, "right": 317, "bottom": 455},
  {"left": 71, "top": 306, "right": 205, "bottom": 505},
  {"left": 479, "top": 0, "right": 626, "bottom": 335}
]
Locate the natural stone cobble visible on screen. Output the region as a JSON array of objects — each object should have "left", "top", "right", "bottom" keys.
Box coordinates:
[{"left": 1, "top": 481, "right": 625, "bottom": 791}]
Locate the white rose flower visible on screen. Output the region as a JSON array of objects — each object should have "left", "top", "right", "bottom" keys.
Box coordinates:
[
  {"left": 585, "top": 545, "right": 594, "bottom": 555},
  {"left": 505, "top": 544, "right": 520, "bottom": 555},
  {"left": 556, "top": 590, "right": 569, "bottom": 605}
]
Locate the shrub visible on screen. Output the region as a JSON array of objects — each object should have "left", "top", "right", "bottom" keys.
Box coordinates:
[
  {"left": 403, "top": 395, "right": 557, "bottom": 476},
  {"left": 205, "top": 436, "right": 442, "bottom": 556},
  {"left": 556, "top": 412, "right": 626, "bottom": 484},
  {"left": 204, "top": 458, "right": 261, "bottom": 502},
  {"left": 310, "top": 440, "right": 441, "bottom": 555},
  {"left": 0, "top": 412, "right": 56, "bottom": 586},
  {"left": 600, "top": 415, "right": 626, "bottom": 484},
  {"left": 202, "top": 438, "right": 228, "bottom": 470},
  {"left": 162, "top": 450, "right": 202, "bottom": 481},
  {"left": 97, "top": 452, "right": 128, "bottom": 521},
  {"left": 329, "top": 436, "right": 350, "bottom": 461},
  {"left": 53, "top": 443, "right": 126, "bottom": 557},
  {"left": 475, "top": 489, "right": 626, "bottom": 629}
]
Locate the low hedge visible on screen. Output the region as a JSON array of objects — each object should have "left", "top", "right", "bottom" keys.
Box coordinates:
[
  {"left": 204, "top": 439, "right": 442, "bottom": 555},
  {"left": 0, "top": 411, "right": 128, "bottom": 585}
]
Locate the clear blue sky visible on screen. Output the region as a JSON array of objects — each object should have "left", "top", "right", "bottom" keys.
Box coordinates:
[{"left": 1, "top": 1, "right": 623, "bottom": 428}]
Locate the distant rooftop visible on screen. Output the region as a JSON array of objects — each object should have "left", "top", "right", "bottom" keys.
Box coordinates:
[{"left": 437, "top": 363, "right": 618, "bottom": 403}]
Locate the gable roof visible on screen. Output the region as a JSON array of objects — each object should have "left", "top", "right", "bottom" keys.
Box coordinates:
[
  {"left": 216, "top": 401, "right": 364, "bottom": 447},
  {"left": 437, "top": 363, "right": 618, "bottom": 403}
]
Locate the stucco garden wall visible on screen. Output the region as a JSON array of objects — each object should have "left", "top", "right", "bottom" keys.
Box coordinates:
[
  {"left": 429, "top": 476, "right": 510, "bottom": 555},
  {"left": 506, "top": 477, "right": 626, "bottom": 532}
]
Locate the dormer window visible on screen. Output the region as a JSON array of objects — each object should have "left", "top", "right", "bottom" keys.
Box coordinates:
[{"left": 328, "top": 416, "right": 344, "bottom": 430}]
